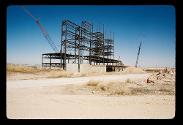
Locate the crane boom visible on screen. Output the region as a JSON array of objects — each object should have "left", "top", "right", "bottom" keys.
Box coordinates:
[
  {"left": 21, "top": 6, "right": 58, "bottom": 52},
  {"left": 21, "top": 6, "right": 38, "bottom": 21},
  {"left": 135, "top": 41, "right": 142, "bottom": 67}
]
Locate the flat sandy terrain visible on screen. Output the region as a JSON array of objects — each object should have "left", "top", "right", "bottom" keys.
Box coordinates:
[
  {"left": 7, "top": 72, "right": 175, "bottom": 119},
  {"left": 7, "top": 74, "right": 149, "bottom": 88}
]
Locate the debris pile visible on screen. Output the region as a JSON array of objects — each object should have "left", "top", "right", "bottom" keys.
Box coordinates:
[{"left": 146, "top": 68, "right": 175, "bottom": 84}]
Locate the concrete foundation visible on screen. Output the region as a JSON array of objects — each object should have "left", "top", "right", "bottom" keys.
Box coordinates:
[{"left": 66, "top": 64, "right": 106, "bottom": 73}]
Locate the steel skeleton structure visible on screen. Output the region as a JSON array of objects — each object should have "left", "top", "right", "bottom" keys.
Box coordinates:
[{"left": 42, "top": 20, "right": 123, "bottom": 72}]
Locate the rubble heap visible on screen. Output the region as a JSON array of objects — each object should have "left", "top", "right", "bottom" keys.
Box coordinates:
[{"left": 147, "top": 68, "right": 175, "bottom": 84}]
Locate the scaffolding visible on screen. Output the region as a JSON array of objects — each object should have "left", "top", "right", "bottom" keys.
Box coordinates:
[
  {"left": 104, "top": 38, "right": 114, "bottom": 65},
  {"left": 42, "top": 19, "right": 123, "bottom": 72}
]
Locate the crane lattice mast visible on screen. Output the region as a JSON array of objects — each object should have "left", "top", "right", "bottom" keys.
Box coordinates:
[
  {"left": 135, "top": 41, "right": 142, "bottom": 67},
  {"left": 21, "top": 6, "right": 58, "bottom": 52}
]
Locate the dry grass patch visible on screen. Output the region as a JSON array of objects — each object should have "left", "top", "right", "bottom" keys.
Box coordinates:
[
  {"left": 81, "top": 77, "right": 175, "bottom": 96},
  {"left": 7, "top": 64, "right": 76, "bottom": 79},
  {"left": 46, "top": 70, "right": 73, "bottom": 78},
  {"left": 7, "top": 64, "right": 42, "bottom": 74},
  {"left": 158, "top": 87, "right": 175, "bottom": 95},
  {"left": 86, "top": 80, "right": 100, "bottom": 86},
  {"left": 125, "top": 78, "right": 133, "bottom": 83},
  {"left": 130, "top": 87, "right": 151, "bottom": 95},
  {"left": 84, "top": 80, "right": 132, "bottom": 95},
  {"left": 107, "top": 83, "right": 132, "bottom": 95}
]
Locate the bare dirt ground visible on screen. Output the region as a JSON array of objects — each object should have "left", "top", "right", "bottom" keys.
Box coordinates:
[{"left": 6, "top": 65, "right": 175, "bottom": 119}]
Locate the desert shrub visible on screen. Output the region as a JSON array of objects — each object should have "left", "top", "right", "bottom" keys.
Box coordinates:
[
  {"left": 125, "top": 78, "right": 132, "bottom": 83},
  {"left": 130, "top": 87, "right": 151, "bottom": 95}
]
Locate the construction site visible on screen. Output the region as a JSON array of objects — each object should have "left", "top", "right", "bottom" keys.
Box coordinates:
[
  {"left": 21, "top": 6, "right": 125, "bottom": 73},
  {"left": 41, "top": 19, "right": 125, "bottom": 73},
  {"left": 6, "top": 6, "right": 175, "bottom": 119}
]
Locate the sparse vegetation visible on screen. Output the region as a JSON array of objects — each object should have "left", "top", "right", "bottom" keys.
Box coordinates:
[
  {"left": 7, "top": 64, "right": 43, "bottom": 74},
  {"left": 130, "top": 87, "right": 151, "bottom": 95},
  {"left": 125, "top": 78, "right": 132, "bottom": 83},
  {"left": 7, "top": 64, "right": 114, "bottom": 80},
  {"left": 7, "top": 64, "right": 76, "bottom": 79},
  {"left": 80, "top": 76, "right": 175, "bottom": 96},
  {"left": 7, "top": 64, "right": 175, "bottom": 96},
  {"left": 86, "top": 80, "right": 100, "bottom": 86},
  {"left": 46, "top": 70, "right": 73, "bottom": 78}
]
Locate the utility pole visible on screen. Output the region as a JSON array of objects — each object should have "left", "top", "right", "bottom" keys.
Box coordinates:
[{"left": 135, "top": 41, "right": 142, "bottom": 67}]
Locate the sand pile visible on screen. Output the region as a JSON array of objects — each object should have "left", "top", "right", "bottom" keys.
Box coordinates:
[{"left": 123, "top": 67, "right": 145, "bottom": 73}]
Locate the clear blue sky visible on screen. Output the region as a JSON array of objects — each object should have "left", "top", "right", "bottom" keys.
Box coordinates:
[{"left": 7, "top": 5, "right": 175, "bottom": 67}]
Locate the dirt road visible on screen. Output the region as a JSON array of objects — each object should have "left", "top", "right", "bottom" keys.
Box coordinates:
[
  {"left": 7, "top": 73, "right": 149, "bottom": 89},
  {"left": 6, "top": 73, "right": 175, "bottom": 119}
]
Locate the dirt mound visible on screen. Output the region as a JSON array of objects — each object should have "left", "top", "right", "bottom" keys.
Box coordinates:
[{"left": 123, "top": 67, "right": 145, "bottom": 73}]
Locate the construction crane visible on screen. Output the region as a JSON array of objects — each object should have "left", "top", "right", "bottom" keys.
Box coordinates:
[
  {"left": 21, "top": 6, "right": 59, "bottom": 52},
  {"left": 135, "top": 41, "right": 142, "bottom": 67}
]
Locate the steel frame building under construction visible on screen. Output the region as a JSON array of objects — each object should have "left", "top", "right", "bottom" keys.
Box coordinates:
[{"left": 42, "top": 20, "right": 124, "bottom": 72}]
